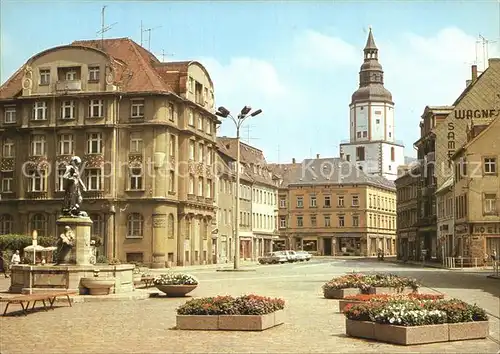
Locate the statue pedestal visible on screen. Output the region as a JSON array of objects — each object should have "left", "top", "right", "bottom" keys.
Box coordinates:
[{"left": 56, "top": 216, "right": 93, "bottom": 265}]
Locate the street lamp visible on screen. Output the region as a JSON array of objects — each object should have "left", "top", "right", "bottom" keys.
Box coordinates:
[{"left": 216, "top": 105, "right": 262, "bottom": 270}]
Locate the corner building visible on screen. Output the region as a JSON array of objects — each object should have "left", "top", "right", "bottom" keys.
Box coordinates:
[{"left": 0, "top": 38, "right": 219, "bottom": 267}]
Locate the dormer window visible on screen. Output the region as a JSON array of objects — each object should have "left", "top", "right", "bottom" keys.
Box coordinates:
[
  {"left": 88, "top": 66, "right": 100, "bottom": 81},
  {"left": 65, "top": 70, "right": 77, "bottom": 81},
  {"left": 131, "top": 99, "right": 145, "bottom": 118},
  {"left": 39, "top": 69, "right": 50, "bottom": 85}
]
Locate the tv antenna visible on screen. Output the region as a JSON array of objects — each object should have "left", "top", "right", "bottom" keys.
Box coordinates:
[
  {"left": 477, "top": 34, "right": 497, "bottom": 71},
  {"left": 96, "top": 6, "right": 117, "bottom": 47},
  {"left": 242, "top": 124, "right": 259, "bottom": 145},
  {"left": 141, "top": 22, "right": 162, "bottom": 51},
  {"left": 155, "top": 49, "right": 175, "bottom": 62}
]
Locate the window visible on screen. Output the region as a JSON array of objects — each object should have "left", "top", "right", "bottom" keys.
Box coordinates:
[
  {"left": 189, "top": 175, "right": 195, "bottom": 194},
  {"left": 87, "top": 133, "right": 102, "bottom": 154},
  {"left": 198, "top": 177, "right": 203, "bottom": 196},
  {"left": 338, "top": 196, "right": 344, "bottom": 207},
  {"left": 207, "top": 148, "right": 212, "bottom": 165},
  {"left": 30, "top": 213, "right": 47, "bottom": 237},
  {"left": 86, "top": 169, "right": 102, "bottom": 191},
  {"left": 297, "top": 216, "right": 303, "bottom": 227},
  {"left": 369, "top": 195, "right": 372, "bottom": 208},
  {"left": 129, "top": 167, "right": 143, "bottom": 190},
  {"left": 169, "top": 170, "right": 175, "bottom": 193},
  {"left": 189, "top": 140, "right": 195, "bottom": 160},
  {"left": 168, "top": 103, "right": 175, "bottom": 122},
  {"left": 206, "top": 179, "right": 212, "bottom": 198},
  {"left": 206, "top": 120, "right": 212, "bottom": 134},
  {"left": 198, "top": 143, "right": 204, "bottom": 163},
  {"left": 197, "top": 115, "right": 203, "bottom": 130},
  {"left": 56, "top": 168, "right": 65, "bottom": 191},
  {"left": 391, "top": 147, "right": 395, "bottom": 162},
  {"left": 88, "top": 99, "right": 103, "bottom": 118},
  {"left": 127, "top": 213, "right": 143, "bottom": 238},
  {"left": 28, "top": 170, "right": 46, "bottom": 192},
  {"left": 169, "top": 134, "right": 175, "bottom": 156},
  {"left": 311, "top": 214, "right": 317, "bottom": 226},
  {"left": 131, "top": 99, "right": 145, "bottom": 118},
  {"left": 484, "top": 194, "right": 497, "bottom": 215},
  {"left": 352, "top": 195, "right": 359, "bottom": 207},
  {"left": 58, "top": 134, "right": 74, "bottom": 155},
  {"left": 31, "top": 135, "right": 46, "bottom": 156},
  {"left": 324, "top": 215, "right": 331, "bottom": 227},
  {"left": 338, "top": 215, "right": 345, "bottom": 227},
  {"left": 1, "top": 173, "right": 13, "bottom": 192},
  {"left": 363, "top": 131, "right": 367, "bottom": 137},
  {"left": 389, "top": 132, "right": 392, "bottom": 138},
  {"left": 188, "top": 109, "right": 194, "bottom": 126},
  {"left": 60, "top": 101, "right": 75, "bottom": 119},
  {"left": 0, "top": 214, "right": 13, "bottom": 235},
  {"left": 346, "top": 154, "right": 350, "bottom": 162},
  {"left": 168, "top": 214, "right": 175, "bottom": 239},
  {"left": 356, "top": 146, "right": 365, "bottom": 161},
  {"left": 88, "top": 66, "right": 100, "bottom": 81},
  {"left": 33, "top": 102, "right": 47, "bottom": 120},
  {"left": 310, "top": 195, "right": 317, "bottom": 207},
  {"left": 279, "top": 216, "right": 286, "bottom": 228},
  {"left": 89, "top": 214, "right": 103, "bottom": 240},
  {"left": 188, "top": 77, "right": 194, "bottom": 93},
  {"left": 4, "top": 106, "right": 16, "bottom": 123},
  {"left": 324, "top": 195, "right": 331, "bottom": 207},
  {"left": 484, "top": 157, "right": 497, "bottom": 174},
  {"left": 280, "top": 197, "right": 286, "bottom": 208},
  {"left": 353, "top": 215, "right": 359, "bottom": 227},
  {"left": 39, "top": 69, "right": 50, "bottom": 85},
  {"left": 376, "top": 119, "right": 380, "bottom": 124},
  {"left": 2, "top": 139, "right": 14, "bottom": 157},
  {"left": 65, "top": 70, "right": 77, "bottom": 81},
  {"left": 357, "top": 132, "right": 361, "bottom": 138},
  {"left": 130, "top": 132, "right": 143, "bottom": 154},
  {"left": 297, "top": 196, "right": 304, "bottom": 208}
]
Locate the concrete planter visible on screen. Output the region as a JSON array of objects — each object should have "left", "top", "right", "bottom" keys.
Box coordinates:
[
  {"left": 156, "top": 284, "right": 197, "bottom": 297},
  {"left": 365, "top": 287, "right": 417, "bottom": 295},
  {"left": 324, "top": 288, "right": 359, "bottom": 299},
  {"left": 339, "top": 300, "right": 364, "bottom": 313},
  {"left": 374, "top": 323, "right": 448, "bottom": 345},
  {"left": 133, "top": 274, "right": 142, "bottom": 286},
  {"left": 448, "top": 321, "right": 489, "bottom": 341},
  {"left": 176, "top": 310, "right": 285, "bottom": 331},
  {"left": 80, "top": 277, "right": 116, "bottom": 295},
  {"left": 345, "top": 319, "right": 375, "bottom": 340}
]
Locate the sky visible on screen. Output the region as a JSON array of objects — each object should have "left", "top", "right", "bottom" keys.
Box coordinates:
[{"left": 1, "top": 0, "right": 500, "bottom": 163}]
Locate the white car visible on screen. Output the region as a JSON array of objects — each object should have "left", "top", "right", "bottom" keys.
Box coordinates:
[
  {"left": 279, "top": 250, "right": 298, "bottom": 262},
  {"left": 258, "top": 252, "right": 288, "bottom": 264},
  {"left": 295, "top": 251, "right": 312, "bottom": 262}
]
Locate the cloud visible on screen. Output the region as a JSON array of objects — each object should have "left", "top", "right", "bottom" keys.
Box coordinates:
[{"left": 293, "top": 30, "right": 359, "bottom": 68}]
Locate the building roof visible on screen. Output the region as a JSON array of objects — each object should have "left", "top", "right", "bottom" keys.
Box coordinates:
[
  {"left": 364, "top": 28, "right": 378, "bottom": 51},
  {"left": 215, "top": 142, "right": 253, "bottom": 183},
  {"left": 451, "top": 116, "right": 500, "bottom": 160},
  {"left": 285, "top": 157, "right": 395, "bottom": 190},
  {"left": 268, "top": 163, "right": 301, "bottom": 188},
  {"left": 0, "top": 37, "right": 212, "bottom": 100}
]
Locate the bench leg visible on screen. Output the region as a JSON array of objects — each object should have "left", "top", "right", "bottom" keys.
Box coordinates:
[
  {"left": 41, "top": 299, "right": 48, "bottom": 311},
  {"left": 66, "top": 295, "right": 72, "bottom": 307},
  {"left": 3, "top": 302, "right": 10, "bottom": 316},
  {"left": 31, "top": 300, "right": 37, "bottom": 310},
  {"left": 48, "top": 297, "right": 55, "bottom": 308},
  {"left": 20, "top": 302, "right": 29, "bottom": 315}
]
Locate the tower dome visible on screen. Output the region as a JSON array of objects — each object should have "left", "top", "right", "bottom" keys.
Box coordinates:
[{"left": 351, "top": 28, "right": 393, "bottom": 104}]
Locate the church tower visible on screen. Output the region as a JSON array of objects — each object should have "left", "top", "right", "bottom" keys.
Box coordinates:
[{"left": 339, "top": 28, "right": 405, "bottom": 181}]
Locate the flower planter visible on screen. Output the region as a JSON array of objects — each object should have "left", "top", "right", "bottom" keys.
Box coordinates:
[
  {"left": 176, "top": 310, "right": 284, "bottom": 331},
  {"left": 339, "top": 300, "right": 364, "bottom": 313},
  {"left": 365, "top": 287, "right": 417, "bottom": 295},
  {"left": 373, "top": 323, "right": 449, "bottom": 345},
  {"left": 156, "top": 284, "right": 197, "bottom": 297},
  {"left": 345, "top": 319, "right": 375, "bottom": 340},
  {"left": 133, "top": 274, "right": 142, "bottom": 286},
  {"left": 81, "top": 277, "right": 116, "bottom": 295},
  {"left": 324, "top": 288, "right": 359, "bottom": 299},
  {"left": 448, "top": 321, "right": 489, "bottom": 341}
]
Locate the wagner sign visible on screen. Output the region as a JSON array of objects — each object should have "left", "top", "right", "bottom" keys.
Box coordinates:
[{"left": 455, "top": 109, "right": 500, "bottom": 119}]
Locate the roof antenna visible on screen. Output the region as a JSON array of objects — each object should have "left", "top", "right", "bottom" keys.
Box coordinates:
[
  {"left": 96, "top": 5, "right": 117, "bottom": 48},
  {"left": 142, "top": 25, "right": 162, "bottom": 51}
]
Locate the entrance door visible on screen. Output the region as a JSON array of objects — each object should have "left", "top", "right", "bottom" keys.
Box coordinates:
[{"left": 323, "top": 238, "right": 332, "bottom": 256}]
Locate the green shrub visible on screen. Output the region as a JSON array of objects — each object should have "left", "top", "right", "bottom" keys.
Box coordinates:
[
  {"left": 96, "top": 255, "right": 108, "bottom": 264},
  {"left": 0, "top": 234, "right": 57, "bottom": 252}
]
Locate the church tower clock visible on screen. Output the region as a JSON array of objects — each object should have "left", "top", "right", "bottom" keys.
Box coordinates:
[{"left": 339, "top": 28, "right": 405, "bottom": 181}]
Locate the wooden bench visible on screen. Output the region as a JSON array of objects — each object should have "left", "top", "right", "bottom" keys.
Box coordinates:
[
  {"left": 141, "top": 276, "right": 155, "bottom": 288},
  {"left": 0, "top": 291, "right": 77, "bottom": 316}
]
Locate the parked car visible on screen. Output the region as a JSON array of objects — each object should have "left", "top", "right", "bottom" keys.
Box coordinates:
[
  {"left": 258, "top": 252, "right": 288, "bottom": 264},
  {"left": 277, "top": 250, "right": 298, "bottom": 262},
  {"left": 295, "top": 251, "right": 312, "bottom": 261}
]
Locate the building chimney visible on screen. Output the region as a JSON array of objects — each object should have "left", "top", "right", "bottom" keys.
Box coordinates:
[
  {"left": 471, "top": 65, "right": 478, "bottom": 81},
  {"left": 292, "top": 158, "right": 296, "bottom": 164},
  {"left": 316, "top": 154, "right": 320, "bottom": 159}
]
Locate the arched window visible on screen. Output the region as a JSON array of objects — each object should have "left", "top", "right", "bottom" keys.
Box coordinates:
[
  {"left": 391, "top": 147, "right": 395, "bottom": 162},
  {"left": 168, "top": 214, "right": 175, "bottom": 239},
  {"left": 31, "top": 213, "right": 47, "bottom": 237},
  {"left": 0, "top": 214, "right": 13, "bottom": 235},
  {"left": 127, "top": 213, "right": 143, "bottom": 238}
]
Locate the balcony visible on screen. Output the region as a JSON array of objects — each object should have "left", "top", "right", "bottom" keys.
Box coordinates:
[
  {"left": 26, "top": 191, "right": 48, "bottom": 199},
  {"left": 84, "top": 191, "right": 105, "bottom": 199},
  {"left": 56, "top": 80, "right": 82, "bottom": 92},
  {"left": 187, "top": 194, "right": 196, "bottom": 202}
]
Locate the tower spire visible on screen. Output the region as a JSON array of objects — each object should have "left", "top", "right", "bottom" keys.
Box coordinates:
[{"left": 364, "top": 26, "right": 378, "bottom": 51}]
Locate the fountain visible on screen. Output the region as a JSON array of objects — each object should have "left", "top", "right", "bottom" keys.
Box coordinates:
[{"left": 9, "top": 156, "right": 134, "bottom": 295}]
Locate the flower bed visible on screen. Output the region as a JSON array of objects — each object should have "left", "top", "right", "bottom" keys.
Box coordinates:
[
  {"left": 176, "top": 295, "right": 285, "bottom": 331},
  {"left": 344, "top": 299, "right": 489, "bottom": 345},
  {"left": 338, "top": 293, "right": 444, "bottom": 313},
  {"left": 323, "top": 273, "right": 419, "bottom": 299},
  {"left": 154, "top": 273, "right": 198, "bottom": 297}
]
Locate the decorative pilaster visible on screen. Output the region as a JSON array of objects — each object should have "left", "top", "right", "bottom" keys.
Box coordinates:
[
  {"left": 151, "top": 206, "right": 167, "bottom": 268},
  {"left": 153, "top": 128, "right": 167, "bottom": 198}
]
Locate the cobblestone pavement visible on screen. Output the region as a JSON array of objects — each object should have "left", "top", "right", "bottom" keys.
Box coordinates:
[{"left": 0, "top": 259, "right": 498, "bottom": 354}]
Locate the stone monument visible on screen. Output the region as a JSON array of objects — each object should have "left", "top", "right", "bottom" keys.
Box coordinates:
[{"left": 9, "top": 156, "right": 134, "bottom": 295}]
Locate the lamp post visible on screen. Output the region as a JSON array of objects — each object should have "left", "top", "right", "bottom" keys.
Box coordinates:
[{"left": 216, "top": 106, "right": 262, "bottom": 270}]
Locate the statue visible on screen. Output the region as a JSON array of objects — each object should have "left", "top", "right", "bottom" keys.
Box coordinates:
[
  {"left": 55, "top": 226, "right": 75, "bottom": 264},
  {"left": 62, "top": 156, "right": 88, "bottom": 217}
]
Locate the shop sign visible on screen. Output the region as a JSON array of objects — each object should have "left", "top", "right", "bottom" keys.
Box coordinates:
[{"left": 473, "top": 224, "right": 500, "bottom": 235}]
